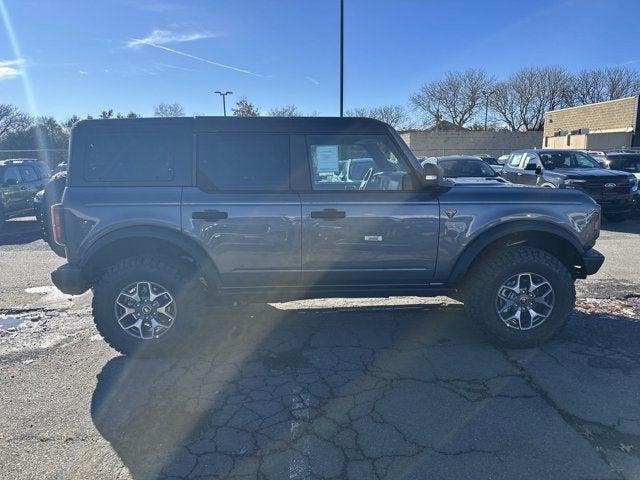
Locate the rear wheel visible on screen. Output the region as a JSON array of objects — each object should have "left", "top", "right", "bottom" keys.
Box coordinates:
[
  {"left": 462, "top": 246, "right": 575, "bottom": 348},
  {"left": 92, "top": 254, "right": 207, "bottom": 356}
]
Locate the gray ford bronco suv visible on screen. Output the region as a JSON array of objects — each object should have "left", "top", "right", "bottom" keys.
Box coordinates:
[{"left": 50, "top": 117, "right": 604, "bottom": 355}]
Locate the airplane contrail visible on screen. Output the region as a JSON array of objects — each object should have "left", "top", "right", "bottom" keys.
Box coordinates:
[{"left": 129, "top": 38, "right": 263, "bottom": 78}]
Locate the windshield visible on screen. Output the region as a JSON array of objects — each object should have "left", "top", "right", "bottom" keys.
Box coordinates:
[
  {"left": 438, "top": 159, "right": 497, "bottom": 177},
  {"left": 539, "top": 151, "right": 599, "bottom": 169},
  {"left": 607, "top": 155, "right": 640, "bottom": 173}
]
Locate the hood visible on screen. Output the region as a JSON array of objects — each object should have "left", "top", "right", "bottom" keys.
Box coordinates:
[
  {"left": 449, "top": 177, "right": 509, "bottom": 185},
  {"left": 440, "top": 182, "right": 596, "bottom": 206},
  {"left": 552, "top": 167, "right": 629, "bottom": 179}
]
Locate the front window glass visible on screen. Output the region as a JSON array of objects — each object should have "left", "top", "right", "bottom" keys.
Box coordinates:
[
  {"left": 539, "top": 151, "right": 599, "bottom": 169},
  {"left": 306, "top": 134, "right": 411, "bottom": 191},
  {"left": 608, "top": 155, "right": 640, "bottom": 173}
]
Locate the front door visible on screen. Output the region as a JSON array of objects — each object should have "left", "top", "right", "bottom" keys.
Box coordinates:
[
  {"left": 300, "top": 134, "right": 439, "bottom": 287},
  {"left": 182, "top": 132, "right": 301, "bottom": 288}
]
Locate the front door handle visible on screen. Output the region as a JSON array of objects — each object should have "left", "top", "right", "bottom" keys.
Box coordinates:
[
  {"left": 516, "top": 172, "right": 524, "bottom": 176},
  {"left": 310, "top": 208, "right": 346, "bottom": 220},
  {"left": 192, "top": 209, "right": 228, "bottom": 221}
]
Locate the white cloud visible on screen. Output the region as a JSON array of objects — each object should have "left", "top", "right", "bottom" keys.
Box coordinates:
[
  {"left": 127, "top": 29, "right": 218, "bottom": 48},
  {"left": 0, "top": 58, "right": 24, "bottom": 80},
  {"left": 306, "top": 76, "right": 320, "bottom": 85},
  {"left": 78, "top": 70, "right": 89, "bottom": 75}
]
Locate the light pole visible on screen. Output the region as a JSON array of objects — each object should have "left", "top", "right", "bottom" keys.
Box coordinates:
[
  {"left": 339, "top": 0, "right": 344, "bottom": 117},
  {"left": 482, "top": 90, "right": 495, "bottom": 131},
  {"left": 214, "top": 91, "right": 233, "bottom": 116}
]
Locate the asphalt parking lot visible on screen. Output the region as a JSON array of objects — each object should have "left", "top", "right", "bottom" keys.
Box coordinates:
[{"left": 1, "top": 218, "right": 640, "bottom": 479}]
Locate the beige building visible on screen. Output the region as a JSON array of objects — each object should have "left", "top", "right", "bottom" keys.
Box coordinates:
[{"left": 543, "top": 95, "right": 640, "bottom": 150}]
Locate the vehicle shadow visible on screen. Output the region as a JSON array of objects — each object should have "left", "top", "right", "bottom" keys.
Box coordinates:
[
  {"left": 601, "top": 216, "right": 640, "bottom": 234},
  {"left": 90, "top": 302, "right": 640, "bottom": 479},
  {"left": 0, "top": 217, "right": 42, "bottom": 246}
]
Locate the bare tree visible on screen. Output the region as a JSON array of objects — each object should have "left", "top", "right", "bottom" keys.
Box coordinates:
[
  {"left": 100, "top": 109, "right": 114, "bottom": 119},
  {"left": 345, "top": 105, "right": 414, "bottom": 130},
  {"left": 0, "top": 104, "right": 31, "bottom": 142},
  {"left": 571, "top": 69, "right": 607, "bottom": 105},
  {"left": 267, "top": 105, "right": 302, "bottom": 117},
  {"left": 116, "top": 111, "right": 141, "bottom": 119},
  {"left": 603, "top": 67, "right": 640, "bottom": 100},
  {"left": 410, "top": 69, "right": 494, "bottom": 128},
  {"left": 491, "top": 66, "right": 572, "bottom": 131},
  {"left": 232, "top": 97, "right": 259, "bottom": 117},
  {"left": 570, "top": 67, "right": 640, "bottom": 105},
  {"left": 62, "top": 115, "right": 81, "bottom": 134},
  {"left": 154, "top": 102, "right": 186, "bottom": 117}
]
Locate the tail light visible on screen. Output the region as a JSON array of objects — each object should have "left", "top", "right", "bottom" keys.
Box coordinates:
[{"left": 51, "top": 203, "right": 65, "bottom": 246}]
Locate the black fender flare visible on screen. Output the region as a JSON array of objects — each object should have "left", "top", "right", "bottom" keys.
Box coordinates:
[
  {"left": 80, "top": 225, "right": 220, "bottom": 286},
  {"left": 448, "top": 220, "right": 584, "bottom": 284}
]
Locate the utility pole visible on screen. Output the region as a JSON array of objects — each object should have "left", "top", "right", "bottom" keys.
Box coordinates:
[
  {"left": 482, "top": 90, "right": 495, "bottom": 131},
  {"left": 214, "top": 91, "right": 233, "bottom": 116},
  {"left": 339, "top": 0, "right": 344, "bottom": 117}
]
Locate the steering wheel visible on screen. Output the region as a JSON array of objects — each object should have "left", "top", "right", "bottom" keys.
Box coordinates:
[{"left": 359, "top": 167, "right": 374, "bottom": 190}]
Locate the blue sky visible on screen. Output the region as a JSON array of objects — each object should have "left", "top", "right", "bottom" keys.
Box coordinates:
[{"left": 1, "top": 0, "right": 639, "bottom": 119}]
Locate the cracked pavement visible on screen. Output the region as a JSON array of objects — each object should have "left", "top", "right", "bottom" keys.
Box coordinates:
[{"left": 1, "top": 218, "right": 640, "bottom": 479}]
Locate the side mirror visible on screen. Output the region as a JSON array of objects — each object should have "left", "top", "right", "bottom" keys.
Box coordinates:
[
  {"left": 422, "top": 163, "right": 443, "bottom": 187},
  {"left": 4, "top": 178, "right": 18, "bottom": 186},
  {"left": 535, "top": 165, "right": 543, "bottom": 175}
]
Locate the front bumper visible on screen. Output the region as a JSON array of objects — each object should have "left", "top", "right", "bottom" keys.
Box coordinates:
[
  {"left": 581, "top": 248, "right": 605, "bottom": 277},
  {"left": 592, "top": 194, "right": 634, "bottom": 214},
  {"left": 51, "top": 264, "right": 89, "bottom": 295}
]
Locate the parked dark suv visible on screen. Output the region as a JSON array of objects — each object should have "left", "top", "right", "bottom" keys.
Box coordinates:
[
  {"left": 502, "top": 149, "right": 636, "bottom": 220},
  {"left": 0, "top": 159, "right": 50, "bottom": 228},
  {"left": 51, "top": 117, "right": 604, "bottom": 355}
]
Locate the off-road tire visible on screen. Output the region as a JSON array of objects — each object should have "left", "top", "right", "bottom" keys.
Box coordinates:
[
  {"left": 92, "top": 254, "right": 207, "bottom": 357},
  {"left": 462, "top": 246, "right": 575, "bottom": 348}
]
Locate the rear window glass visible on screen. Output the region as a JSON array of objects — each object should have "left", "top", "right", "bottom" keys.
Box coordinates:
[
  {"left": 197, "top": 133, "right": 290, "bottom": 191},
  {"left": 84, "top": 132, "right": 183, "bottom": 182},
  {"left": 18, "top": 165, "right": 38, "bottom": 182}
]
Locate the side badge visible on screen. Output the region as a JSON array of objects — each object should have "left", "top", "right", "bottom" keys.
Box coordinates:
[{"left": 445, "top": 208, "right": 457, "bottom": 219}]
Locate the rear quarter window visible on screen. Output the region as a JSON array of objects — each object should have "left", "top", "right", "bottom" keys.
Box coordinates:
[{"left": 73, "top": 125, "right": 193, "bottom": 186}]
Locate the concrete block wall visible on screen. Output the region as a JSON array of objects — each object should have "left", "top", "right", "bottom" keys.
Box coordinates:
[
  {"left": 543, "top": 96, "right": 638, "bottom": 138},
  {"left": 399, "top": 130, "right": 544, "bottom": 157}
]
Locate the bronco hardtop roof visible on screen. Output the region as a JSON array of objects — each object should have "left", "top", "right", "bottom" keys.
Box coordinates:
[{"left": 71, "top": 116, "right": 394, "bottom": 135}]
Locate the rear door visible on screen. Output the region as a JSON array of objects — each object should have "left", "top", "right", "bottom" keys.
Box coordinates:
[
  {"left": 181, "top": 132, "right": 301, "bottom": 288},
  {"left": 299, "top": 133, "right": 439, "bottom": 287},
  {"left": 520, "top": 153, "right": 541, "bottom": 186},
  {"left": 502, "top": 152, "right": 525, "bottom": 184},
  {"left": 18, "top": 165, "right": 44, "bottom": 211}
]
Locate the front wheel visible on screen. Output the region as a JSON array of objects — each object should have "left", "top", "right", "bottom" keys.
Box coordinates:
[
  {"left": 462, "top": 246, "right": 575, "bottom": 348},
  {"left": 92, "top": 254, "right": 207, "bottom": 356}
]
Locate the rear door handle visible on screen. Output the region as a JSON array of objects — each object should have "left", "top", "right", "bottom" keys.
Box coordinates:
[
  {"left": 310, "top": 208, "right": 346, "bottom": 220},
  {"left": 192, "top": 209, "right": 228, "bottom": 221}
]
